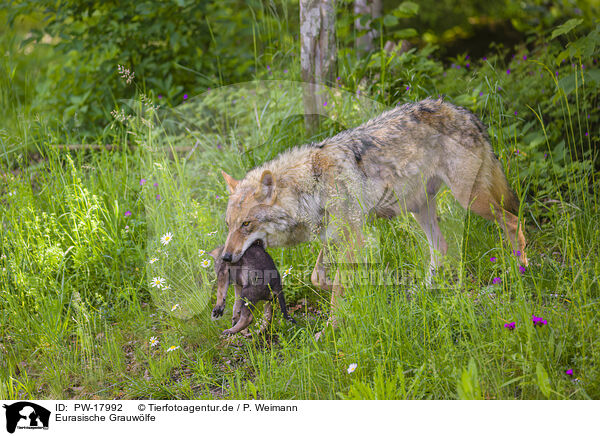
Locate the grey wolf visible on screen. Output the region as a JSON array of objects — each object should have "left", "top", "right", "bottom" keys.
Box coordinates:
[
  {"left": 209, "top": 242, "right": 295, "bottom": 335},
  {"left": 220, "top": 97, "right": 528, "bottom": 334}
]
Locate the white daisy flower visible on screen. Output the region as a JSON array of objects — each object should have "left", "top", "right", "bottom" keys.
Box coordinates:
[
  {"left": 160, "top": 232, "right": 173, "bottom": 245},
  {"left": 171, "top": 303, "right": 180, "bottom": 312},
  {"left": 150, "top": 277, "right": 165, "bottom": 288},
  {"left": 163, "top": 284, "right": 171, "bottom": 291},
  {"left": 198, "top": 249, "right": 206, "bottom": 256},
  {"left": 149, "top": 336, "right": 159, "bottom": 347},
  {"left": 282, "top": 266, "right": 293, "bottom": 278},
  {"left": 166, "top": 345, "right": 180, "bottom": 353},
  {"left": 149, "top": 257, "right": 159, "bottom": 264},
  {"left": 347, "top": 363, "right": 358, "bottom": 374},
  {"left": 201, "top": 259, "right": 211, "bottom": 268}
]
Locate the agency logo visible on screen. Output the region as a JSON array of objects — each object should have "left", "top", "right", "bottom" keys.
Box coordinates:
[{"left": 2, "top": 402, "right": 50, "bottom": 434}]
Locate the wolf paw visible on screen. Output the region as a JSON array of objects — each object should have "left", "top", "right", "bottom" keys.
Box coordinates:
[{"left": 211, "top": 305, "right": 225, "bottom": 319}]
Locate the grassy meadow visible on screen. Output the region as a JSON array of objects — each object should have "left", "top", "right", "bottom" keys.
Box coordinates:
[{"left": 1, "top": 9, "right": 599, "bottom": 400}]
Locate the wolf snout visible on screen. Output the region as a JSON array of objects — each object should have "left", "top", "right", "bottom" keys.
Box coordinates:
[{"left": 222, "top": 252, "right": 233, "bottom": 262}]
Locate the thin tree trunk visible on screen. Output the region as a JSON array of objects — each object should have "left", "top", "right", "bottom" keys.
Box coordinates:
[
  {"left": 354, "top": 0, "right": 382, "bottom": 57},
  {"left": 300, "top": 0, "right": 337, "bottom": 134}
]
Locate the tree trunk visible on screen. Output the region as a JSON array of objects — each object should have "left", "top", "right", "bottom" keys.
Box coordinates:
[
  {"left": 300, "top": 0, "right": 337, "bottom": 134},
  {"left": 354, "top": 0, "right": 382, "bottom": 57}
]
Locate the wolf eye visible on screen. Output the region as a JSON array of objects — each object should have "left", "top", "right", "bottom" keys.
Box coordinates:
[{"left": 241, "top": 221, "right": 251, "bottom": 227}]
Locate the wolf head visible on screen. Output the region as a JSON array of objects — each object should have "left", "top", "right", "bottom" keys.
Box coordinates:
[{"left": 221, "top": 169, "right": 299, "bottom": 263}]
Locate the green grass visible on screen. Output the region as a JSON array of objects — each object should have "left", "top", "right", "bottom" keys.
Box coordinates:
[{"left": 1, "top": 17, "right": 598, "bottom": 400}]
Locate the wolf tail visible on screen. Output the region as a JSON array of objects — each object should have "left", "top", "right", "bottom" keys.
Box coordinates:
[{"left": 276, "top": 291, "right": 296, "bottom": 324}]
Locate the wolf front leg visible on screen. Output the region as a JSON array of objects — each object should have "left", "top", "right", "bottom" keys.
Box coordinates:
[
  {"left": 211, "top": 271, "right": 230, "bottom": 318},
  {"left": 311, "top": 248, "right": 333, "bottom": 291},
  {"left": 315, "top": 228, "right": 364, "bottom": 341}
]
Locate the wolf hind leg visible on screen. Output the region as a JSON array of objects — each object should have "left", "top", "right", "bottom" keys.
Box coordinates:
[
  {"left": 412, "top": 191, "right": 448, "bottom": 283},
  {"left": 223, "top": 305, "right": 253, "bottom": 335},
  {"left": 445, "top": 155, "right": 528, "bottom": 265},
  {"left": 258, "top": 301, "right": 273, "bottom": 334},
  {"left": 468, "top": 193, "right": 528, "bottom": 266}
]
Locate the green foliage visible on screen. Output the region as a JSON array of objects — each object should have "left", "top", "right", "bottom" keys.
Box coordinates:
[
  {"left": 457, "top": 359, "right": 483, "bottom": 400},
  {"left": 3, "top": 0, "right": 297, "bottom": 136}
]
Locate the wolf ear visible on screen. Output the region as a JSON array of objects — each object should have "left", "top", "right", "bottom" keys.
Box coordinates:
[
  {"left": 208, "top": 246, "right": 223, "bottom": 260},
  {"left": 255, "top": 170, "right": 276, "bottom": 203},
  {"left": 221, "top": 170, "right": 239, "bottom": 193}
]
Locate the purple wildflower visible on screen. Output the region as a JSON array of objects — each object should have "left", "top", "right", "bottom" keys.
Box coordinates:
[
  {"left": 156, "top": 194, "right": 161, "bottom": 200},
  {"left": 514, "top": 111, "right": 518, "bottom": 116},
  {"left": 513, "top": 250, "right": 521, "bottom": 257},
  {"left": 585, "top": 132, "right": 588, "bottom": 136},
  {"left": 506, "top": 69, "right": 511, "bottom": 75},
  {"left": 183, "top": 94, "right": 188, "bottom": 100},
  {"left": 217, "top": 144, "right": 222, "bottom": 149},
  {"left": 267, "top": 65, "right": 270, "bottom": 70},
  {"left": 284, "top": 69, "right": 288, "bottom": 73},
  {"left": 532, "top": 316, "right": 548, "bottom": 327},
  {"left": 406, "top": 86, "right": 410, "bottom": 91},
  {"left": 566, "top": 369, "right": 573, "bottom": 376},
  {"left": 158, "top": 94, "right": 163, "bottom": 99},
  {"left": 479, "top": 92, "right": 484, "bottom": 96},
  {"left": 493, "top": 277, "right": 502, "bottom": 285},
  {"left": 466, "top": 63, "right": 470, "bottom": 68},
  {"left": 544, "top": 153, "right": 547, "bottom": 158},
  {"left": 504, "top": 322, "right": 516, "bottom": 330},
  {"left": 490, "top": 257, "right": 497, "bottom": 262},
  {"left": 337, "top": 76, "right": 341, "bottom": 81},
  {"left": 519, "top": 265, "right": 526, "bottom": 274},
  {"left": 140, "top": 178, "right": 147, "bottom": 186},
  {"left": 216, "top": 195, "right": 220, "bottom": 199},
  {"left": 323, "top": 101, "right": 327, "bottom": 107},
  {"left": 466, "top": 55, "right": 470, "bottom": 59},
  {"left": 523, "top": 55, "right": 527, "bottom": 60},
  {"left": 124, "top": 210, "right": 132, "bottom": 217},
  {"left": 153, "top": 182, "right": 158, "bottom": 188},
  {"left": 483, "top": 57, "right": 487, "bottom": 61}
]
